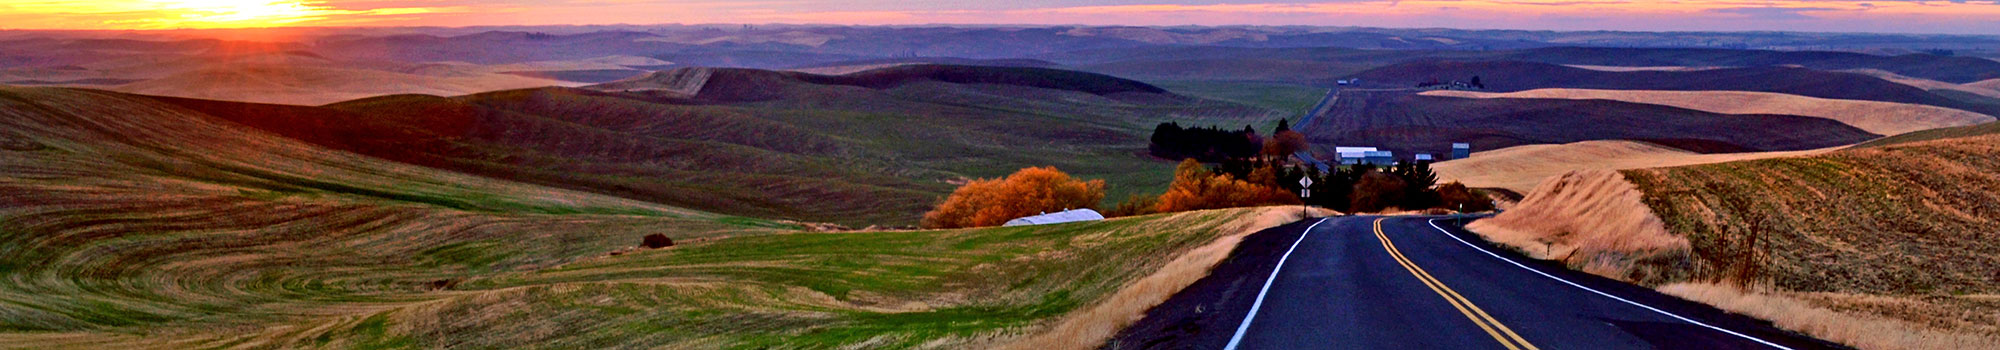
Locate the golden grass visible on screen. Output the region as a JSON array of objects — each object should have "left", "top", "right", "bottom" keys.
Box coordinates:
[
  {"left": 1432, "top": 140, "right": 1834, "bottom": 193},
  {"left": 1659, "top": 283, "right": 2000, "bottom": 350},
  {"left": 1004, "top": 207, "right": 1334, "bottom": 350},
  {"left": 1465, "top": 170, "right": 1686, "bottom": 282},
  {"left": 1423, "top": 88, "right": 1994, "bottom": 135}
]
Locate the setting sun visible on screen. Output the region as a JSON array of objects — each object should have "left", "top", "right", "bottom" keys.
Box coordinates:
[{"left": 117, "top": 0, "right": 335, "bottom": 28}]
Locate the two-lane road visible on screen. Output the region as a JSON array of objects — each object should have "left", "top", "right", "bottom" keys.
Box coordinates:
[{"left": 1109, "top": 216, "right": 1847, "bottom": 350}]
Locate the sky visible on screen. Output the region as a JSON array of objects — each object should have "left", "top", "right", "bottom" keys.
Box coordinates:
[{"left": 3, "top": 0, "right": 2000, "bottom": 35}]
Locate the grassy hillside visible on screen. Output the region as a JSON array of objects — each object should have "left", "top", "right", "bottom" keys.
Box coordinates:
[
  {"left": 1856, "top": 122, "right": 2000, "bottom": 147},
  {"left": 156, "top": 65, "right": 1278, "bottom": 226},
  {"left": 0, "top": 86, "right": 772, "bottom": 336},
  {"left": 1, "top": 86, "right": 1306, "bottom": 348},
  {"left": 1614, "top": 135, "right": 2000, "bottom": 346},
  {"left": 1349, "top": 61, "right": 2000, "bottom": 117},
  {"left": 1298, "top": 89, "right": 1877, "bottom": 157}
]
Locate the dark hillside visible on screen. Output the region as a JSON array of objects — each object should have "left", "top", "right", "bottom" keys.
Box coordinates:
[
  {"left": 1299, "top": 90, "right": 1878, "bottom": 157},
  {"left": 596, "top": 64, "right": 1170, "bottom": 102},
  {"left": 1055, "top": 46, "right": 2000, "bottom": 85},
  {"left": 1501, "top": 47, "right": 2000, "bottom": 84}
]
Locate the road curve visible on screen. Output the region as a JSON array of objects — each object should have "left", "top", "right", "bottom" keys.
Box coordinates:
[{"left": 1106, "top": 215, "right": 1849, "bottom": 350}]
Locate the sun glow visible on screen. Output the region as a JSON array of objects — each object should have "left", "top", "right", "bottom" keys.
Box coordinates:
[
  {"left": 118, "top": 0, "right": 338, "bottom": 28},
  {"left": 0, "top": 0, "right": 441, "bottom": 29}
]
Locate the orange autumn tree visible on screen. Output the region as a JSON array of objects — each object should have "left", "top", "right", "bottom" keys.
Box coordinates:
[
  {"left": 1155, "top": 159, "right": 1298, "bottom": 212},
  {"left": 921, "top": 166, "right": 1106, "bottom": 229}
]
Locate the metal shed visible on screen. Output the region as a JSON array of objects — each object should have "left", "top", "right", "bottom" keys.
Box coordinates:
[{"left": 1003, "top": 209, "right": 1105, "bottom": 227}]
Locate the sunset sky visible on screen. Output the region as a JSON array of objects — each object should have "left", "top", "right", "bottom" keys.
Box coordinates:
[{"left": 3, "top": 0, "right": 1999, "bottom": 35}]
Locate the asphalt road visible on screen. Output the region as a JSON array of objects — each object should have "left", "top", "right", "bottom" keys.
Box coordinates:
[{"left": 1106, "top": 215, "right": 1849, "bottom": 350}]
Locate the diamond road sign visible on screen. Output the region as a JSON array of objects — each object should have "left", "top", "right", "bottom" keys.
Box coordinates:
[{"left": 1299, "top": 177, "right": 1313, "bottom": 187}]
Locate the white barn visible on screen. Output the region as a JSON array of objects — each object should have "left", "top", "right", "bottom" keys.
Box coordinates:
[{"left": 1003, "top": 209, "right": 1105, "bottom": 227}]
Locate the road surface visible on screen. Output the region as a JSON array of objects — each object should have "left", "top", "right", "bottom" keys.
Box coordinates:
[{"left": 1106, "top": 215, "right": 1847, "bottom": 350}]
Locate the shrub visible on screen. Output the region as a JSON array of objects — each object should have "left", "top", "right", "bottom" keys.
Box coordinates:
[
  {"left": 1435, "top": 182, "right": 1495, "bottom": 212},
  {"left": 921, "top": 166, "right": 1106, "bottom": 229},
  {"left": 1105, "top": 193, "right": 1160, "bottom": 217},
  {"left": 642, "top": 234, "right": 675, "bottom": 248},
  {"left": 1156, "top": 159, "right": 1299, "bottom": 213}
]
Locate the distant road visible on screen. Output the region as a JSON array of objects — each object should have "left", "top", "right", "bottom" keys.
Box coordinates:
[{"left": 1107, "top": 216, "right": 1848, "bottom": 350}]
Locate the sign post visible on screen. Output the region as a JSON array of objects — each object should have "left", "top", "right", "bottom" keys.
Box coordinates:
[{"left": 1298, "top": 176, "right": 1314, "bottom": 218}]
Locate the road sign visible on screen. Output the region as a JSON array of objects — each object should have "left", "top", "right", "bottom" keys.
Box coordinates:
[{"left": 1299, "top": 177, "right": 1313, "bottom": 187}]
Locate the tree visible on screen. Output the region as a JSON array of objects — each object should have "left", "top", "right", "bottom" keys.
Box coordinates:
[
  {"left": 1156, "top": 159, "right": 1298, "bottom": 213},
  {"left": 1350, "top": 170, "right": 1407, "bottom": 213},
  {"left": 921, "top": 166, "right": 1106, "bottom": 229},
  {"left": 1262, "top": 130, "right": 1309, "bottom": 158},
  {"left": 1275, "top": 118, "right": 1291, "bottom": 134},
  {"left": 1470, "top": 75, "right": 1485, "bottom": 89}
]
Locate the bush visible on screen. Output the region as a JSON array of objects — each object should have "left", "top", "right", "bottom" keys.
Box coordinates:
[
  {"left": 642, "top": 234, "right": 675, "bottom": 248},
  {"left": 1105, "top": 193, "right": 1160, "bottom": 217},
  {"left": 921, "top": 166, "right": 1106, "bottom": 229},
  {"left": 1156, "top": 159, "right": 1299, "bottom": 213},
  {"left": 1435, "top": 182, "right": 1495, "bottom": 213}
]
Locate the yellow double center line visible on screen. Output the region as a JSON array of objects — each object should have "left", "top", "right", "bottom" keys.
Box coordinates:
[{"left": 1373, "top": 218, "right": 1541, "bottom": 350}]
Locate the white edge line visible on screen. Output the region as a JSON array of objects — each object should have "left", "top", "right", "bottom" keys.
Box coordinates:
[
  {"left": 1424, "top": 218, "right": 1795, "bottom": 350},
  {"left": 1222, "top": 217, "right": 1330, "bottom": 350}
]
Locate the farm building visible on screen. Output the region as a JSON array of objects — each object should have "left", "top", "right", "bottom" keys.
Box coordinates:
[
  {"left": 1003, "top": 209, "right": 1105, "bottom": 227},
  {"left": 1451, "top": 143, "right": 1471, "bottom": 159}
]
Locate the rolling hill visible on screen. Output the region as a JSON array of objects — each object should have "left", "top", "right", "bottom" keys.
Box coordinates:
[
  {"left": 1470, "top": 131, "right": 2000, "bottom": 349},
  {"left": 1421, "top": 89, "right": 1994, "bottom": 136},
  {"left": 1347, "top": 60, "right": 2000, "bottom": 117},
  {"left": 1431, "top": 140, "right": 1834, "bottom": 192},
  {"left": 0, "top": 86, "right": 1309, "bottom": 349},
  {"left": 153, "top": 64, "right": 1280, "bottom": 226},
  {"left": 1052, "top": 46, "right": 2000, "bottom": 85},
  {"left": 111, "top": 63, "right": 578, "bottom": 105},
  {"left": 1296, "top": 89, "right": 1878, "bottom": 157}
]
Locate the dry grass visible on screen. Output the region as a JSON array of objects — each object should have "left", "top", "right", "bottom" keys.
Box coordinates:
[
  {"left": 1659, "top": 283, "right": 2000, "bottom": 350},
  {"left": 1465, "top": 170, "right": 1687, "bottom": 283},
  {"left": 1607, "top": 133, "right": 2000, "bottom": 349},
  {"left": 1003, "top": 207, "right": 1334, "bottom": 350},
  {"left": 1423, "top": 88, "right": 1994, "bottom": 135},
  {"left": 1432, "top": 140, "right": 1834, "bottom": 193}
]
